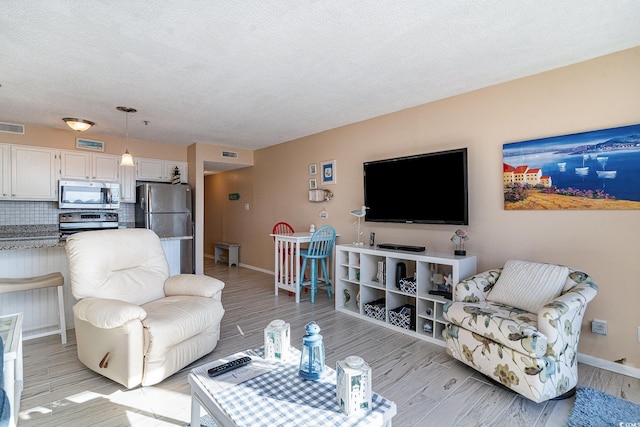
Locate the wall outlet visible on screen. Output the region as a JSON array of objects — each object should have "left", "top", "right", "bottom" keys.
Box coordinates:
[{"left": 592, "top": 319, "right": 607, "bottom": 335}]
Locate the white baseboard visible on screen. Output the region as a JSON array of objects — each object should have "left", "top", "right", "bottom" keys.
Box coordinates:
[
  {"left": 238, "top": 263, "right": 273, "bottom": 275},
  {"left": 578, "top": 353, "right": 640, "bottom": 379},
  {"left": 204, "top": 255, "right": 273, "bottom": 275}
]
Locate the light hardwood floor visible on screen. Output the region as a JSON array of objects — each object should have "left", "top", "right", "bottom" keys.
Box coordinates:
[{"left": 17, "top": 260, "right": 640, "bottom": 426}]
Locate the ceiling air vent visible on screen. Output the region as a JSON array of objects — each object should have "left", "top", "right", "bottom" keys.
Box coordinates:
[
  {"left": 221, "top": 150, "right": 238, "bottom": 159},
  {"left": 0, "top": 122, "right": 25, "bottom": 135}
]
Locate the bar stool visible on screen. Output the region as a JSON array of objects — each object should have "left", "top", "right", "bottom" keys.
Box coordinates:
[
  {"left": 299, "top": 226, "right": 337, "bottom": 303},
  {"left": 0, "top": 272, "right": 67, "bottom": 344}
]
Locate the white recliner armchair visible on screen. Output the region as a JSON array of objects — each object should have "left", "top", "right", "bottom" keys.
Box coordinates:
[{"left": 66, "top": 228, "right": 225, "bottom": 388}]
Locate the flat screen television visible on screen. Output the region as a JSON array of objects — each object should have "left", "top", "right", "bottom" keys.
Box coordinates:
[{"left": 363, "top": 148, "right": 468, "bottom": 225}]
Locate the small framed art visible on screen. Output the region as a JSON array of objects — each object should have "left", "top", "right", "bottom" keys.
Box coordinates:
[
  {"left": 320, "top": 160, "right": 336, "bottom": 185},
  {"left": 76, "top": 138, "right": 105, "bottom": 152},
  {"left": 309, "top": 178, "right": 317, "bottom": 189},
  {"left": 309, "top": 163, "right": 318, "bottom": 175}
]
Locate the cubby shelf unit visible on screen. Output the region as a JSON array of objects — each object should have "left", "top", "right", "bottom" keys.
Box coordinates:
[{"left": 335, "top": 244, "right": 477, "bottom": 346}]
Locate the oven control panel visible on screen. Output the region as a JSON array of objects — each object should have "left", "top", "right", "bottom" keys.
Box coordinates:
[{"left": 59, "top": 212, "right": 119, "bottom": 223}]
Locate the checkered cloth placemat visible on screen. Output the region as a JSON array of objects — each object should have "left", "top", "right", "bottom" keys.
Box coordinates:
[{"left": 201, "top": 347, "right": 395, "bottom": 427}]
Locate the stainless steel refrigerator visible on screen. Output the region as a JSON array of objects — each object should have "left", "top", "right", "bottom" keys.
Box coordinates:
[{"left": 135, "top": 182, "right": 194, "bottom": 273}]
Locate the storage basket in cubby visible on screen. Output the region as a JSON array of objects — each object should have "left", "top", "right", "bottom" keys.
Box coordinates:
[
  {"left": 399, "top": 277, "right": 416, "bottom": 294},
  {"left": 363, "top": 298, "right": 386, "bottom": 321},
  {"left": 388, "top": 304, "right": 416, "bottom": 330}
]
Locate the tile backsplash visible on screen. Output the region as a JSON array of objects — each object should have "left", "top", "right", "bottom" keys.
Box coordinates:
[{"left": 0, "top": 201, "right": 135, "bottom": 225}]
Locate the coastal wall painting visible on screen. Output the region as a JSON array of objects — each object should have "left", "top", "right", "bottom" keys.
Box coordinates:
[{"left": 503, "top": 123, "right": 640, "bottom": 210}]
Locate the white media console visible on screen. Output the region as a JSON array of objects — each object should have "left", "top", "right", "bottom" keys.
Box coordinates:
[{"left": 334, "top": 244, "right": 477, "bottom": 346}]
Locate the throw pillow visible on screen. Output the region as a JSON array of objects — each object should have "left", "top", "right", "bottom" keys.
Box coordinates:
[{"left": 488, "top": 260, "right": 569, "bottom": 313}]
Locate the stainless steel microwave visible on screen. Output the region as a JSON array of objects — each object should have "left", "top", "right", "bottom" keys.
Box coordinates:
[{"left": 59, "top": 180, "right": 120, "bottom": 209}]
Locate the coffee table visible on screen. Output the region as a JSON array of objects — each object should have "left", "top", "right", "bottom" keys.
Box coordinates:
[{"left": 188, "top": 347, "right": 396, "bottom": 426}]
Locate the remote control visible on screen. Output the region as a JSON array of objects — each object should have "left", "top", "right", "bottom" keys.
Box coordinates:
[{"left": 207, "top": 356, "right": 252, "bottom": 377}]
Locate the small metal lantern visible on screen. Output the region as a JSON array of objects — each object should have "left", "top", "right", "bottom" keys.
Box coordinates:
[
  {"left": 336, "top": 356, "right": 372, "bottom": 415},
  {"left": 298, "top": 321, "right": 325, "bottom": 380},
  {"left": 264, "top": 319, "right": 290, "bottom": 362}
]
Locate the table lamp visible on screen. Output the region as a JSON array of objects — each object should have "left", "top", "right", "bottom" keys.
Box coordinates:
[{"left": 298, "top": 321, "right": 325, "bottom": 380}]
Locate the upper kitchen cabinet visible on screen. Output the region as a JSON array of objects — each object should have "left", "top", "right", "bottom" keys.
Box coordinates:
[
  {"left": 136, "top": 157, "right": 188, "bottom": 183},
  {"left": 60, "top": 150, "right": 120, "bottom": 182},
  {"left": 0, "top": 144, "right": 10, "bottom": 199},
  {"left": 11, "top": 145, "right": 59, "bottom": 200}
]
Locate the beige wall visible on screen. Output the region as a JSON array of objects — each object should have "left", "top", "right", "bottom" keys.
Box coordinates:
[
  {"left": 204, "top": 166, "right": 254, "bottom": 258},
  {"left": 208, "top": 47, "right": 640, "bottom": 366},
  {"left": 0, "top": 124, "right": 189, "bottom": 161},
  {"left": 191, "top": 143, "right": 253, "bottom": 273}
]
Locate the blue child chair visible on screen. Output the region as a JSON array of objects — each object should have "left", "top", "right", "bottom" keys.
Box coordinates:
[{"left": 299, "top": 226, "right": 337, "bottom": 303}]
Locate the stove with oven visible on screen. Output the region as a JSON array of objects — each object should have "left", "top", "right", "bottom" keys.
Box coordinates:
[{"left": 59, "top": 212, "right": 119, "bottom": 240}]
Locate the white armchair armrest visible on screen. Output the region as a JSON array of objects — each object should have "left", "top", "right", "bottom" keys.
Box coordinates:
[
  {"left": 164, "top": 274, "right": 225, "bottom": 299},
  {"left": 73, "top": 297, "right": 147, "bottom": 329}
]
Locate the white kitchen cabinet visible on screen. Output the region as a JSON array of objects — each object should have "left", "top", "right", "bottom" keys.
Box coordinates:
[
  {"left": 136, "top": 158, "right": 164, "bottom": 181},
  {"left": 11, "top": 145, "right": 59, "bottom": 200},
  {"left": 136, "top": 157, "right": 187, "bottom": 183},
  {"left": 0, "top": 144, "right": 10, "bottom": 199},
  {"left": 119, "top": 162, "right": 136, "bottom": 203},
  {"left": 60, "top": 150, "right": 120, "bottom": 181},
  {"left": 92, "top": 153, "right": 120, "bottom": 181},
  {"left": 335, "top": 244, "right": 476, "bottom": 346}
]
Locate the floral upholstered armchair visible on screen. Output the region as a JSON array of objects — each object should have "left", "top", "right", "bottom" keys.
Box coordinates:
[{"left": 443, "top": 260, "right": 598, "bottom": 403}]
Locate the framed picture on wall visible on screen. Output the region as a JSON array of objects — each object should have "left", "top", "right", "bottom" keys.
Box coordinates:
[
  {"left": 76, "top": 138, "right": 105, "bottom": 152},
  {"left": 309, "top": 178, "right": 317, "bottom": 189},
  {"left": 320, "top": 160, "right": 336, "bottom": 185},
  {"left": 309, "top": 163, "right": 317, "bottom": 175},
  {"left": 503, "top": 122, "right": 640, "bottom": 210}
]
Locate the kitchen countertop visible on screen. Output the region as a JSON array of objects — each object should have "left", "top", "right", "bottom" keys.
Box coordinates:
[
  {"left": 0, "top": 225, "right": 191, "bottom": 250},
  {"left": 0, "top": 225, "right": 63, "bottom": 250}
]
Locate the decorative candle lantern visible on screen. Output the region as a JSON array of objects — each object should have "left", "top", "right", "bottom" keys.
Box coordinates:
[
  {"left": 336, "top": 356, "right": 372, "bottom": 416},
  {"left": 298, "top": 321, "right": 325, "bottom": 380},
  {"left": 264, "top": 319, "right": 290, "bottom": 362}
]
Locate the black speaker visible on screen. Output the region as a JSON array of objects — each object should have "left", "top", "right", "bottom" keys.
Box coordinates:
[{"left": 395, "top": 262, "right": 406, "bottom": 289}]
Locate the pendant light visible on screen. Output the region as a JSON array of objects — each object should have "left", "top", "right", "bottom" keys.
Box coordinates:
[
  {"left": 62, "top": 118, "right": 95, "bottom": 131},
  {"left": 117, "top": 106, "right": 136, "bottom": 167}
]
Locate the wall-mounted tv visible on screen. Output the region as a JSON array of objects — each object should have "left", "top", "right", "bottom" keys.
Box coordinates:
[{"left": 363, "top": 148, "right": 468, "bottom": 225}]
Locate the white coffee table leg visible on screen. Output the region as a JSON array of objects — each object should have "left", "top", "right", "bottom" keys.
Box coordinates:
[{"left": 191, "top": 390, "right": 201, "bottom": 427}]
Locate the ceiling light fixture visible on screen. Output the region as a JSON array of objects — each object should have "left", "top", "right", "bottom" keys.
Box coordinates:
[
  {"left": 117, "top": 106, "right": 137, "bottom": 167},
  {"left": 62, "top": 117, "right": 95, "bottom": 132}
]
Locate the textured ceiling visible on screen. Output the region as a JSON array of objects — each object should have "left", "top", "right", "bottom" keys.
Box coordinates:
[{"left": 1, "top": 1, "right": 639, "bottom": 151}]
